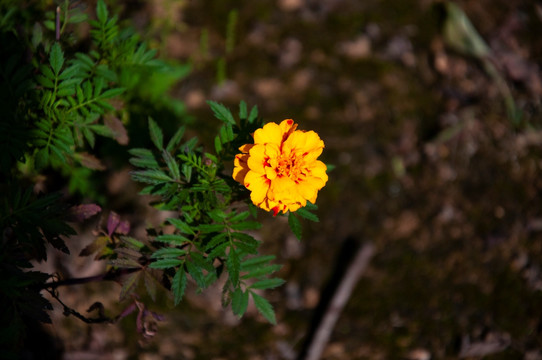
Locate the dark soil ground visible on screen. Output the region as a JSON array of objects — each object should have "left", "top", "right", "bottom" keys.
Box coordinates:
[{"left": 34, "top": 0, "right": 542, "bottom": 359}]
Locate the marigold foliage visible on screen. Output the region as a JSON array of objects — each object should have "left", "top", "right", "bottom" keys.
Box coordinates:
[{"left": 233, "top": 119, "right": 328, "bottom": 215}]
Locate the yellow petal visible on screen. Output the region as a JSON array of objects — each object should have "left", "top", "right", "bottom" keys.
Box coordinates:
[
  {"left": 245, "top": 171, "right": 270, "bottom": 205},
  {"left": 233, "top": 153, "right": 250, "bottom": 183},
  {"left": 238, "top": 144, "right": 254, "bottom": 153},
  {"left": 254, "top": 122, "right": 283, "bottom": 146},
  {"left": 247, "top": 144, "right": 267, "bottom": 174}
]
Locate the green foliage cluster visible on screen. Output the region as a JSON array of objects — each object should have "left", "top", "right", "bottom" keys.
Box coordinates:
[{"left": 0, "top": 0, "right": 321, "bottom": 357}]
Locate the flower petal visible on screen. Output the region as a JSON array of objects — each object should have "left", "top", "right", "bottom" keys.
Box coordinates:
[{"left": 254, "top": 122, "right": 283, "bottom": 146}]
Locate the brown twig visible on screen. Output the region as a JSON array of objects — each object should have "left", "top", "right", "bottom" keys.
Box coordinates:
[
  {"left": 39, "top": 267, "right": 141, "bottom": 290},
  {"left": 298, "top": 238, "right": 375, "bottom": 360}
]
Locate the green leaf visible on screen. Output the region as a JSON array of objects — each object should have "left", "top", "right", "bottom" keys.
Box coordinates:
[
  {"left": 204, "top": 232, "right": 228, "bottom": 252},
  {"left": 151, "top": 248, "right": 187, "bottom": 258},
  {"left": 248, "top": 105, "right": 258, "bottom": 123},
  {"left": 227, "top": 248, "right": 240, "bottom": 287},
  {"left": 36, "top": 75, "right": 54, "bottom": 88},
  {"left": 198, "top": 224, "right": 225, "bottom": 233},
  {"left": 232, "top": 287, "right": 249, "bottom": 317},
  {"left": 207, "top": 242, "right": 228, "bottom": 259},
  {"left": 186, "top": 260, "right": 205, "bottom": 288},
  {"left": 240, "top": 255, "right": 275, "bottom": 271},
  {"left": 49, "top": 42, "right": 64, "bottom": 75},
  {"left": 230, "top": 221, "right": 262, "bottom": 231},
  {"left": 96, "top": 0, "right": 108, "bottom": 24},
  {"left": 40, "top": 64, "right": 55, "bottom": 80},
  {"left": 250, "top": 278, "right": 285, "bottom": 290},
  {"left": 149, "top": 258, "right": 183, "bottom": 269},
  {"left": 35, "top": 148, "right": 49, "bottom": 169},
  {"left": 207, "top": 100, "right": 235, "bottom": 125},
  {"left": 148, "top": 117, "right": 164, "bottom": 151},
  {"left": 239, "top": 100, "right": 247, "bottom": 119},
  {"left": 167, "top": 218, "right": 195, "bottom": 235},
  {"left": 131, "top": 169, "right": 173, "bottom": 184},
  {"left": 214, "top": 135, "right": 222, "bottom": 154},
  {"left": 229, "top": 211, "right": 250, "bottom": 223},
  {"left": 172, "top": 268, "right": 187, "bottom": 305},
  {"left": 99, "top": 87, "right": 125, "bottom": 99},
  {"left": 288, "top": 213, "right": 302, "bottom": 240},
  {"left": 241, "top": 264, "right": 282, "bottom": 280},
  {"left": 155, "top": 234, "right": 191, "bottom": 245},
  {"left": 296, "top": 207, "right": 319, "bottom": 222},
  {"left": 163, "top": 150, "right": 180, "bottom": 180},
  {"left": 58, "top": 65, "right": 81, "bottom": 80},
  {"left": 166, "top": 126, "right": 186, "bottom": 152},
  {"left": 251, "top": 291, "right": 276, "bottom": 324}
]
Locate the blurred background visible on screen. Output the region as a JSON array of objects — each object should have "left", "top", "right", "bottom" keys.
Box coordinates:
[{"left": 35, "top": 0, "right": 542, "bottom": 359}]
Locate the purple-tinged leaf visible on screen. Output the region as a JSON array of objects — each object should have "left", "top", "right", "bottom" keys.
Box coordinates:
[
  {"left": 107, "top": 211, "right": 121, "bottom": 236},
  {"left": 104, "top": 114, "right": 129, "bottom": 145},
  {"left": 150, "top": 311, "right": 165, "bottom": 322},
  {"left": 117, "top": 302, "right": 137, "bottom": 320},
  {"left": 67, "top": 204, "right": 102, "bottom": 222},
  {"left": 116, "top": 220, "right": 130, "bottom": 235},
  {"left": 79, "top": 236, "right": 109, "bottom": 257},
  {"left": 119, "top": 271, "right": 142, "bottom": 301}
]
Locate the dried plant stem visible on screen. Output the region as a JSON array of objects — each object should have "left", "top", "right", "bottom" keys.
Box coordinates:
[
  {"left": 39, "top": 267, "right": 141, "bottom": 290},
  {"left": 299, "top": 240, "right": 375, "bottom": 360}
]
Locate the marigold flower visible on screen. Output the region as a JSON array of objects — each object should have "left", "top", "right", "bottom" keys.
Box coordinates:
[{"left": 233, "top": 119, "right": 328, "bottom": 215}]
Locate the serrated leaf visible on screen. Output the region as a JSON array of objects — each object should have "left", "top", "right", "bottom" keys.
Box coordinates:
[
  {"left": 232, "top": 287, "right": 249, "bottom": 317},
  {"left": 131, "top": 169, "right": 173, "bottom": 184},
  {"left": 229, "top": 211, "right": 250, "bottom": 223},
  {"left": 119, "top": 236, "right": 144, "bottom": 250},
  {"left": 155, "top": 234, "right": 191, "bottom": 245},
  {"left": 108, "top": 258, "right": 140, "bottom": 268},
  {"left": 295, "top": 207, "right": 319, "bottom": 222},
  {"left": 96, "top": 0, "right": 108, "bottom": 24},
  {"left": 163, "top": 149, "right": 180, "bottom": 180},
  {"left": 288, "top": 213, "right": 302, "bottom": 240},
  {"left": 248, "top": 105, "right": 258, "bottom": 123},
  {"left": 151, "top": 247, "right": 187, "bottom": 258},
  {"left": 149, "top": 258, "right": 183, "bottom": 269},
  {"left": 167, "top": 218, "right": 195, "bottom": 235},
  {"left": 227, "top": 248, "right": 240, "bottom": 287},
  {"left": 249, "top": 278, "right": 285, "bottom": 290},
  {"left": 49, "top": 42, "right": 64, "bottom": 75},
  {"left": 214, "top": 135, "right": 222, "bottom": 154},
  {"left": 240, "top": 255, "right": 275, "bottom": 271},
  {"left": 207, "top": 100, "right": 235, "bottom": 125},
  {"left": 40, "top": 64, "right": 55, "bottom": 80},
  {"left": 230, "top": 221, "right": 261, "bottom": 231},
  {"left": 207, "top": 242, "right": 228, "bottom": 259},
  {"left": 198, "top": 224, "right": 225, "bottom": 233},
  {"left": 186, "top": 260, "right": 205, "bottom": 288},
  {"left": 241, "top": 264, "right": 282, "bottom": 279},
  {"left": 58, "top": 65, "right": 81, "bottom": 80},
  {"left": 172, "top": 269, "right": 187, "bottom": 305},
  {"left": 144, "top": 271, "right": 158, "bottom": 302},
  {"left": 119, "top": 271, "right": 142, "bottom": 301},
  {"left": 36, "top": 75, "right": 54, "bottom": 88},
  {"left": 99, "top": 87, "right": 125, "bottom": 99},
  {"left": 166, "top": 126, "right": 186, "bottom": 152},
  {"left": 148, "top": 117, "right": 163, "bottom": 151},
  {"left": 239, "top": 100, "right": 248, "bottom": 119},
  {"left": 251, "top": 291, "right": 276, "bottom": 324}
]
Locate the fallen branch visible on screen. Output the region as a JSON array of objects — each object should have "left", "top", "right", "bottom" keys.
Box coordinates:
[{"left": 298, "top": 238, "right": 375, "bottom": 360}]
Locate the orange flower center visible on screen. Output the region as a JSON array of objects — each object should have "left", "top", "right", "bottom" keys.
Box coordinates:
[{"left": 274, "top": 153, "right": 302, "bottom": 179}]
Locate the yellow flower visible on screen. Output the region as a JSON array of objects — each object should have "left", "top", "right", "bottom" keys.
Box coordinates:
[{"left": 233, "top": 119, "right": 328, "bottom": 215}]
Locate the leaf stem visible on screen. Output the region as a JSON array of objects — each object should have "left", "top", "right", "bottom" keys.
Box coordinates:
[{"left": 38, "top": 267, "right": 141, "bottom": 290}]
